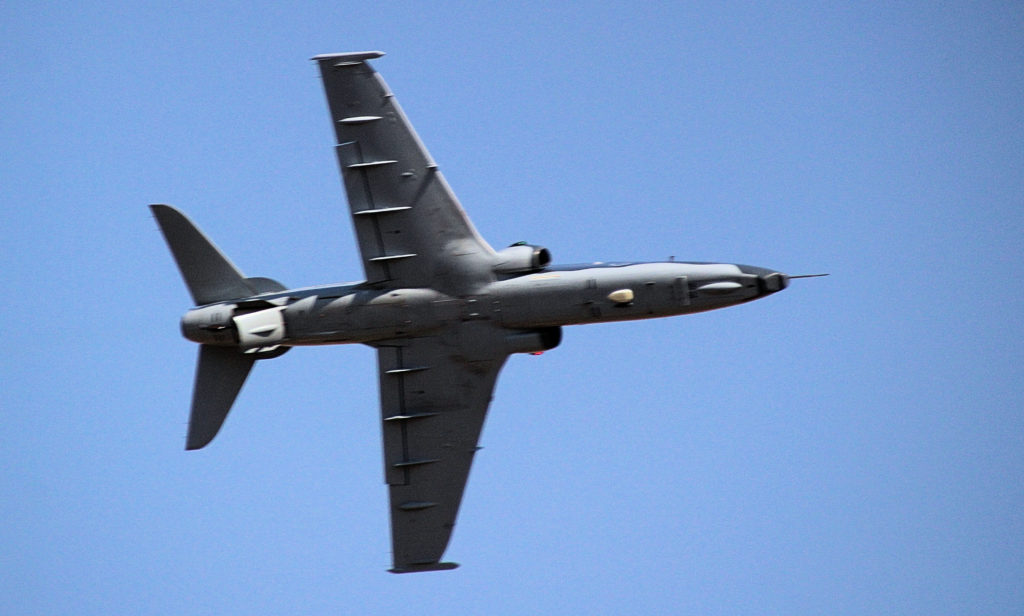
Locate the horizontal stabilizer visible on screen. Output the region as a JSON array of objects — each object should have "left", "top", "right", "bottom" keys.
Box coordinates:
[{"left": 187, "top": 345, "right": 256, "bottom": 450}]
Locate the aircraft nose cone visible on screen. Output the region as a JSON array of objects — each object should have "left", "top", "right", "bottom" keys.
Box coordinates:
[
  {"left": 757, "top": 272, "right": 786, "bottom": 294},
  {"left": 737, "top": 264, "right": 788, "bottom": 294},
  {"left": 761, "top": 272, "right": 789, "bottom": 292}
]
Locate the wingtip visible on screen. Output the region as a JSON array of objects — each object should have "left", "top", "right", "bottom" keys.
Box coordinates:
[
  {"left": 149, "top": 203, "right": 184, "bottom": 222},
  {"left": 185, "top": 420, "right": 218, "bottom": 450},
  {"left": 184, "top": 436, "right": 210, "bottom": 451},
  {"left": 310, "top": 51, "right": 385, "bottom": 62},
  {"left": 388, "top": 561, "right": 459, "bottom": 574}
]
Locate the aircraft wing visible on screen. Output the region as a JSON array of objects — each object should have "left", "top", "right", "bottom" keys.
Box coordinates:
[
  {"left": 313, "top": 52, "right": 495, "bottom": 292},
  {"left": 376, "top": 335, "right": 508, "bottom": 573}
]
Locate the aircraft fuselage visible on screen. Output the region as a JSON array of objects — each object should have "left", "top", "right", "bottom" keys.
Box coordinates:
[{"left": 180, "top": 261, "right": 788, "bottom": 352}]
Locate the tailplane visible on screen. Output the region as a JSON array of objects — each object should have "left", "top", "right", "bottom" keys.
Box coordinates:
[
  {"left": 187, "top": 345, "right": 256, "bottom": 449},
  {"left": 151, "top": 204, "right": 288, "bottom": 449}
]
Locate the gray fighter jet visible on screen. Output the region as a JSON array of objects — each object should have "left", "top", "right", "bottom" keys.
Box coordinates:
[{"left": 153, "top": 51, "right": 805, "bottom": 573}]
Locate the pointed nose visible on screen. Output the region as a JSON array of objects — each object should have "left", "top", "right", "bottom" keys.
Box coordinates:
[
  {"left": 737, "top": 265, "right": 788, "bottom": 294},
  {"left": 759, "top": 272, "right": 789, "bottom": 293}
]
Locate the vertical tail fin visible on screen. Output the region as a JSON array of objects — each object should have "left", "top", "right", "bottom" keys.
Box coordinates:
[{"left": 150, "top": 204, "right": 255, "bottom": 305}]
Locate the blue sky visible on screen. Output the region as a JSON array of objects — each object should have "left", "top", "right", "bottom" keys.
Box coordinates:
[{"left": 2, "top": 2, "right": 1022, "bottom": 614}]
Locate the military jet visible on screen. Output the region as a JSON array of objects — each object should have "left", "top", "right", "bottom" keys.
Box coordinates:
[{"left": 153, "top": 51, "right": 806, "bottom": 573}]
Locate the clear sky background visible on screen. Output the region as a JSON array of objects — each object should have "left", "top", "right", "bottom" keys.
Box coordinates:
[{"left": 2, "top": 2, "right": 1022, "bottom": 614}]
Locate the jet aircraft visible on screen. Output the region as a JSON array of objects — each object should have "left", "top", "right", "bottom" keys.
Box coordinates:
[{"left": 153, "top": 51, "right": 805, "bottom": 573}]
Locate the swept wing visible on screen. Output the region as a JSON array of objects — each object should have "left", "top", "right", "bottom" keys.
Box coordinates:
[
  {"left": 313, "top": 52, "right": 495, "bottom": 293},
  {"left": 377, "top": 335, "right": 506, "bottom": 572}
]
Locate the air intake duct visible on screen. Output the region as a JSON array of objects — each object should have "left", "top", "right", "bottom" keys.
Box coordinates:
[{"left": 493, "top": 243, "right": 552, "bottom": 274}]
